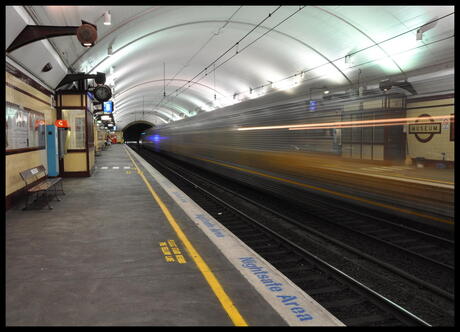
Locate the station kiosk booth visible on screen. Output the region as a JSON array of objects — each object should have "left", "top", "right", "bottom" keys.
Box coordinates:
[{"left": 55, "top": 92, "right": 96, "bottom": 177}]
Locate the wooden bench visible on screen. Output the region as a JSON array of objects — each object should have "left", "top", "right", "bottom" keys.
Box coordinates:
[{"left": 19, "top": 165, "right": 65, "bottom": 210}]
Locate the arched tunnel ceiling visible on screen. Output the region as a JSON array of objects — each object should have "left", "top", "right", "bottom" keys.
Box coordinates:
[{"left": 6, "top": 5, "right": 455, "bottom": 130}]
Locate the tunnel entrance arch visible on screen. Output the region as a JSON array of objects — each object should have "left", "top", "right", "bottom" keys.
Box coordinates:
[{"left": 122, "top": 120, "right": 154, "bottom": 143}]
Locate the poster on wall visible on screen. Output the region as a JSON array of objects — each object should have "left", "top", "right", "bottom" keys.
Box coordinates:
[{"left": 5, "top": 103, "right": 45, "bottom": 152}]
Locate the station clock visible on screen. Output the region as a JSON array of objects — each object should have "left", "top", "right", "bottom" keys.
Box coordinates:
[{"left": 93, "top": 85, "right": 112, "bottom": 102}]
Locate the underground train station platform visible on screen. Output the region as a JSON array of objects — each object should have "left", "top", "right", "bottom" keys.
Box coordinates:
[{"left": 5, "top": 144, "right": 344, "bottom": 326}]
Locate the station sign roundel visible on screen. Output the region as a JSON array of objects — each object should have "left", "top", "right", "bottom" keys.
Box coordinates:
[{"left": 408, "top": 114, "right": 441, "bottom": 143}]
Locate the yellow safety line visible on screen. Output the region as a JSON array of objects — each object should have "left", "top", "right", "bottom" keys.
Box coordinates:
[
  {"left": 193, "top": 156, "right": 453, "bottom": 225},
  {"left": 123, "top": 147, "right": 248, "bottom": 326}
]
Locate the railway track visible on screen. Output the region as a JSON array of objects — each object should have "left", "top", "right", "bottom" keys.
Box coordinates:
[{"left": 130, "top": 145, "right": 454, "bottom": 326}]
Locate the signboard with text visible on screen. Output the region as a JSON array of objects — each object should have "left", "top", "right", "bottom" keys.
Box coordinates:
[
  {"left": 408, "top": 114, "right": 441, "bottom": 143},
  {"left": 103, "top": 101, "right": 113, "bottom": 114}
]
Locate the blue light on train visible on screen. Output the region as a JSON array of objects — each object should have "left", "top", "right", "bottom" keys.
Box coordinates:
[
  {"left": 148, "top": 134, "right": 167, "bottom": 142},
  {"left": 309, "top": 100, "right": 317, "bottom": 111}
]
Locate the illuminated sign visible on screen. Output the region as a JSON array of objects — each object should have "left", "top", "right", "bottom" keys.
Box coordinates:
[
  {"left": 35, "top": 119, "right": 46, "bottom": 128},
  {"left": 309, "top": 100, "right": 317, "bottom": 111},
  {"left": 55, "top": 119, "right": 70, "bottom": 128},
  {"left": 409, "top": 114, "right": 441, "bottom": 143},
  {"left": 103, "top": 101, "right": 113, "bottom": 114}
]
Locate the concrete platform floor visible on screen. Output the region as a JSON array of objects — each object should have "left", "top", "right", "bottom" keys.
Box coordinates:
[{"left": 5, "top": 144, "right": 287, "bottom": 326}]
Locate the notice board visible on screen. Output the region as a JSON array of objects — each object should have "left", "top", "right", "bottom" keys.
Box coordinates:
[{"left": 6, "top": 102, "right": 46, "bottom": 153}]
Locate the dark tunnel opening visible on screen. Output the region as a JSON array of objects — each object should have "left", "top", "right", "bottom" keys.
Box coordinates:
[{"left": 123, "top": 123, "right": 153, "bottom": 142}]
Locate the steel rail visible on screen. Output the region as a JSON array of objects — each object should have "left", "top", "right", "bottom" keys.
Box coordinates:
[
  {"left": 136, "top": 146, "right": 454, "bottom": 302},
  {"left": 132, "top": 145, "right": 436, "bottom": 326}
]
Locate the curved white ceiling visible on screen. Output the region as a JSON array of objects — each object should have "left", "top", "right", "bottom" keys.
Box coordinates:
[{"left": 5, "top": 5, "right": 455, "bottom": 129}]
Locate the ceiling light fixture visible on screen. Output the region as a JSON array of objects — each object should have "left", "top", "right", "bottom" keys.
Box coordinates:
[
  {"left": 77, "top": 22, "right": 97, "bottom": 48},
  {"left": 41, "top": 62, "right": 53, "bottom": 72},
  {"left": 379, "top": 79, "right": 417, "bottom": 95},
  {"left": 309, "top": 87, "right": 329, "bottom": 100},
  {"left": 104, "top": 11, "right": 111, "bottom": 26},
  {"left": 7, "top": 20, "right": 98, "bottom": 52},
  {"left": 345, "top": 54, "right": 352, "bottom": 64},
  {"left": 415, "top": 20, "right": 437, "bottom": 41}
]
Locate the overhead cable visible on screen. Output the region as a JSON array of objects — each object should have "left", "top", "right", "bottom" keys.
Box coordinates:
[{"left": 165, "top": 6, "right": 282, "bottom": 102}]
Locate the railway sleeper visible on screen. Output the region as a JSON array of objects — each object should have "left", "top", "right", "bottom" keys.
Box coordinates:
[
  {"left": 239, "top": 238, "right": 273, "bottom": 246},
  {"left": 325, "top": 214, "right": 356, "bottom": 221},
  {"left": 284, "top": 271, "right": 330, "bottom": 284},
  {"left": 286, "top": 273, "right": 328, "bottom": 284},
  {"left": 345, "top": 314, "right": 400, "bottom": 326},
  {"left": 255, "top": 248, "right": 292, "bottom": 256},
  {"left": 300, "top": 285, "right": 344, "bottom": 296},
  {"left": 249, "top": 242, "right": 283, "bottom": 251},
  {"left": 265, "top": 255, "right": 303, "bottom": 266},
  {"left": 237, "top": 233, "right": 271, "bottom": 241},
  {"left": 366, "top": 229, "right": 401, "bottom": 236},
  {"left": 423, "top": 250, "right": 453, "bottom": 259},
  {"left": 378, "top": 233, "right": 415, "bottom": 241},
  {"left": 214, "top": 214, "right": 238, "bottom": 221},
  {"left": 223, "top": 224, "right": 256, "bottom": 232},
  {"left": 388, "top": 238, "right": 420, "bottom": 245},
  {"left": 404, "top": 243, "right": 438, "bottom": 251},
  {"left": 321, "top": 297, "right": 367, "bottom": 311},
  {"left": 274, "top": 263, "right": 315, "bottom": 274},
  {"left": 347, "top": 224, "right": 378, "bottom": 231}
]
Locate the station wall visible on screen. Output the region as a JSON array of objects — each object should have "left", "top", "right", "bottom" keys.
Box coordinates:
[{"left": 5, "top": 66, "right": 56, "bottom": 207}]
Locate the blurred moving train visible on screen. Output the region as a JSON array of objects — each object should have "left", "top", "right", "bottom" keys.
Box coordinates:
[{"left": 140, "top": 74, "right": 454, "bottom": 227}]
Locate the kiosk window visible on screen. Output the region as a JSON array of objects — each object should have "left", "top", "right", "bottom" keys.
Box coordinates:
[{"left": 62, "top": 109, "right": 86, "bottom": 149}]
